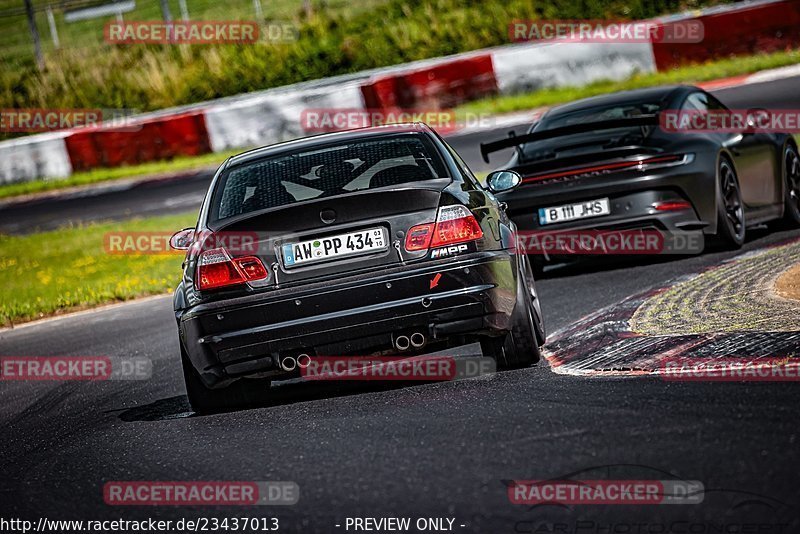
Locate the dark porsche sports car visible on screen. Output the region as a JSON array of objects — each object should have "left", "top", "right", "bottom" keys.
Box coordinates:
[
  {"left": 170, "top": 123, "right": 544, "bottom": 413},
  {"left": 481, "top": 85, "right": 800, "bottom": 263}
]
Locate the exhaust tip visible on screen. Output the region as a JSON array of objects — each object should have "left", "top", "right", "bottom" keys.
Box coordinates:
[
  {"left": 281, "top": 356, "right": 297, "bottom": 372},
  {"left": 297, "top": 354, "right": 311, "bottom": 369},
  {"left": 395, "top": 335, "right": 411, "bottom": 351},
  {"left": 410, "top": 332, "right": 426, "bottom": 348}
]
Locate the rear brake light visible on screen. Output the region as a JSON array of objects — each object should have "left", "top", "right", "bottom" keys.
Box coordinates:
[
  {"left": 431, "top": 205, "right": 483, "bottom": 247},
  {"left": 196, "top": 248, "right": 268, "bottom": 291},
  {"left": 405, "top": 206, "right": 483, "bottom": 252}
]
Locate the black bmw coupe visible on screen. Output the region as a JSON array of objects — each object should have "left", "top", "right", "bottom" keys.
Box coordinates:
[{"left": 170, "top": 123, "right": 544, "bottom": 413}]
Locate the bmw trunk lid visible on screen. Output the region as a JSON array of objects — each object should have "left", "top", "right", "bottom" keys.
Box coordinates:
[{"left": 210, "top": 180, "right": 450, "bottom": 287}]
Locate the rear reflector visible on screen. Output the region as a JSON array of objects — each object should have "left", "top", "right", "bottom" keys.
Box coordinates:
[
  {"left": 196, "top": 247, "right": 268, "bottom": 290},
  {"left": 652, "top": 200, "right": 692, "bottom": 211},
  {"left": 405, "top": 223, "right": 434, "bottom": 251},
  {"left": 405, "top": 205, "right": 483, "bottom": 252}
]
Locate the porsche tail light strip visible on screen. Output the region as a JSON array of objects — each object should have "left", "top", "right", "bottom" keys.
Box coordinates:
[{"left": 522, "top": 154, "right": 691, "bottom": 184}]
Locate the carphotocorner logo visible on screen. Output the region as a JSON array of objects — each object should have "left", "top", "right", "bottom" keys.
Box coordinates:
[
  {"left": 508, "top": 19, "right": 703, "bottom": 43},
  {"left": 0, "top": 356, "right": 151, "bottom": 381},
  {"left": 508, "top": 480, "right": 704, "bottom": 505},
  {"left": 103, "top": 481, "right": 299, "bottom": 506}
]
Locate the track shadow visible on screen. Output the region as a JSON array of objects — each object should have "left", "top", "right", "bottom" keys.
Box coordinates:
[{"left": 116, "top": 377, "right": 446, "bottom": 422}]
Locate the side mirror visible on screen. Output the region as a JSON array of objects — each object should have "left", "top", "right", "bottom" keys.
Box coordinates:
[
  {"left": 486, "top": 170, "right": 522, "bottom": 193},
  {"left": 169, "top": 228, "right": 195, "bottom": 250}
]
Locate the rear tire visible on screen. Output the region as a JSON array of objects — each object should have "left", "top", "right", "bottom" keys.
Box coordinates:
[
  {"left": 715, "top": 157, "right": 746, "bottom": 249},
  {"left": 481, "top": 258, "right": 542, "bottom": 370},
  {"left": 181, "top": 346, "right": 271, "bottom": 414},
  {"left": 781, "top": 144, "right": 800, "bottom": 226}
]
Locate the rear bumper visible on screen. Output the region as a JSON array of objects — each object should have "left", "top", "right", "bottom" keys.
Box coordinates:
[
  {"left": 179, "top": 251, "right": 517, "bottom": 388},
  {"left": 501, "top": 154, "right": 718, "bottom": 239},
  {"left": 510, "top": 189, "right": 707, "bottom": 235}
]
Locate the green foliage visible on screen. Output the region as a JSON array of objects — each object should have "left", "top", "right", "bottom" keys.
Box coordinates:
[{"left": 1, "top": 0, "right": 721, "bottom": 112}]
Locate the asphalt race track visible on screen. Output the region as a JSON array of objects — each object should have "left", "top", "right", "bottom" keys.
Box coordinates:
[{"left": 2, "top": 77, "right": 800, "bottom": 531}]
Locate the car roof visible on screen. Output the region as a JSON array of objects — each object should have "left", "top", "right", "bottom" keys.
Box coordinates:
[
  {"left": 545, "top": 85, "right": 696, "bottom": 118},
  {"left": 227, "top": 122, "right": 434, "bottom": 167}
]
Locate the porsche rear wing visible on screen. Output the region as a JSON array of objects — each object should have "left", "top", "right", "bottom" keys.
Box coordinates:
[{"left": 479, "top": 115, "right": 660, "bottom": 163}]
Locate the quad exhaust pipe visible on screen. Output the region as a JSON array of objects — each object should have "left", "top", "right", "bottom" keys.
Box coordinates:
[
  {"left": 394, "top": 332, "right": 426, "bottom": 351},
  {"left": 280, "top": 356, "right": 296, "bottom": 372},
  {"left": 280, "top": 353, "right": 312, "bottom": 372},
  {"left": 395, "top": 335, "right": 411, "bottom": 351}
]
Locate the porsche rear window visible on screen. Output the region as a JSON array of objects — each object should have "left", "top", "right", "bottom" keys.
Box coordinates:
[
  {"left": 210, "top": 134, "right": 448, "bottom": 221},
  {"left": 521, "top": 100, "right": 663, "bottom": 162}
]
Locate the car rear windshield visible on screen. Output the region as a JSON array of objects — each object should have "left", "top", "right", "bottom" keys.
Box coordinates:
[
  {"left": 521, "top": 100, "right": 663, "bottom": 162},
  {"left": 210, "top": 133, "right": 449, "bottom": 222}
]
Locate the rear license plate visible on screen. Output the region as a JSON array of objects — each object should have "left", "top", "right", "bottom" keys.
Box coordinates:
[
  {"left": 538, "top": 198, "right": 611, "bottom": 226},
  {"left": 282, "top": 227, "right": 387, "bottom": 267}
]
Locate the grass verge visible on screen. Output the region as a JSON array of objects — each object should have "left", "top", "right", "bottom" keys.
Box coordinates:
[
  {"left": 0, "top": 212, "right": 197, "bottom": 326},
  {"left": 456, "top": 49, "right": 800, "bottom": 117},
  {"left": 0, "top": 149, "right": 245, "bottom": 201},
  {"left": 775, "top": 263, "right": 800, "bottom": 302}
]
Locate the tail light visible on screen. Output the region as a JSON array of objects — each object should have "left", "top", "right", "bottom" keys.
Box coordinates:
[
  {"left": 196, "top": 248, "right": 268, "bottom": 291},
  {"left": 652, "top": 200, "right": 692, "bottom": 211},
  {"left": 522, "top": 154, "right": 692, "bottom": 184},
  {"left": 405, "top": 205, "right": 483, "bottom": 252}
]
